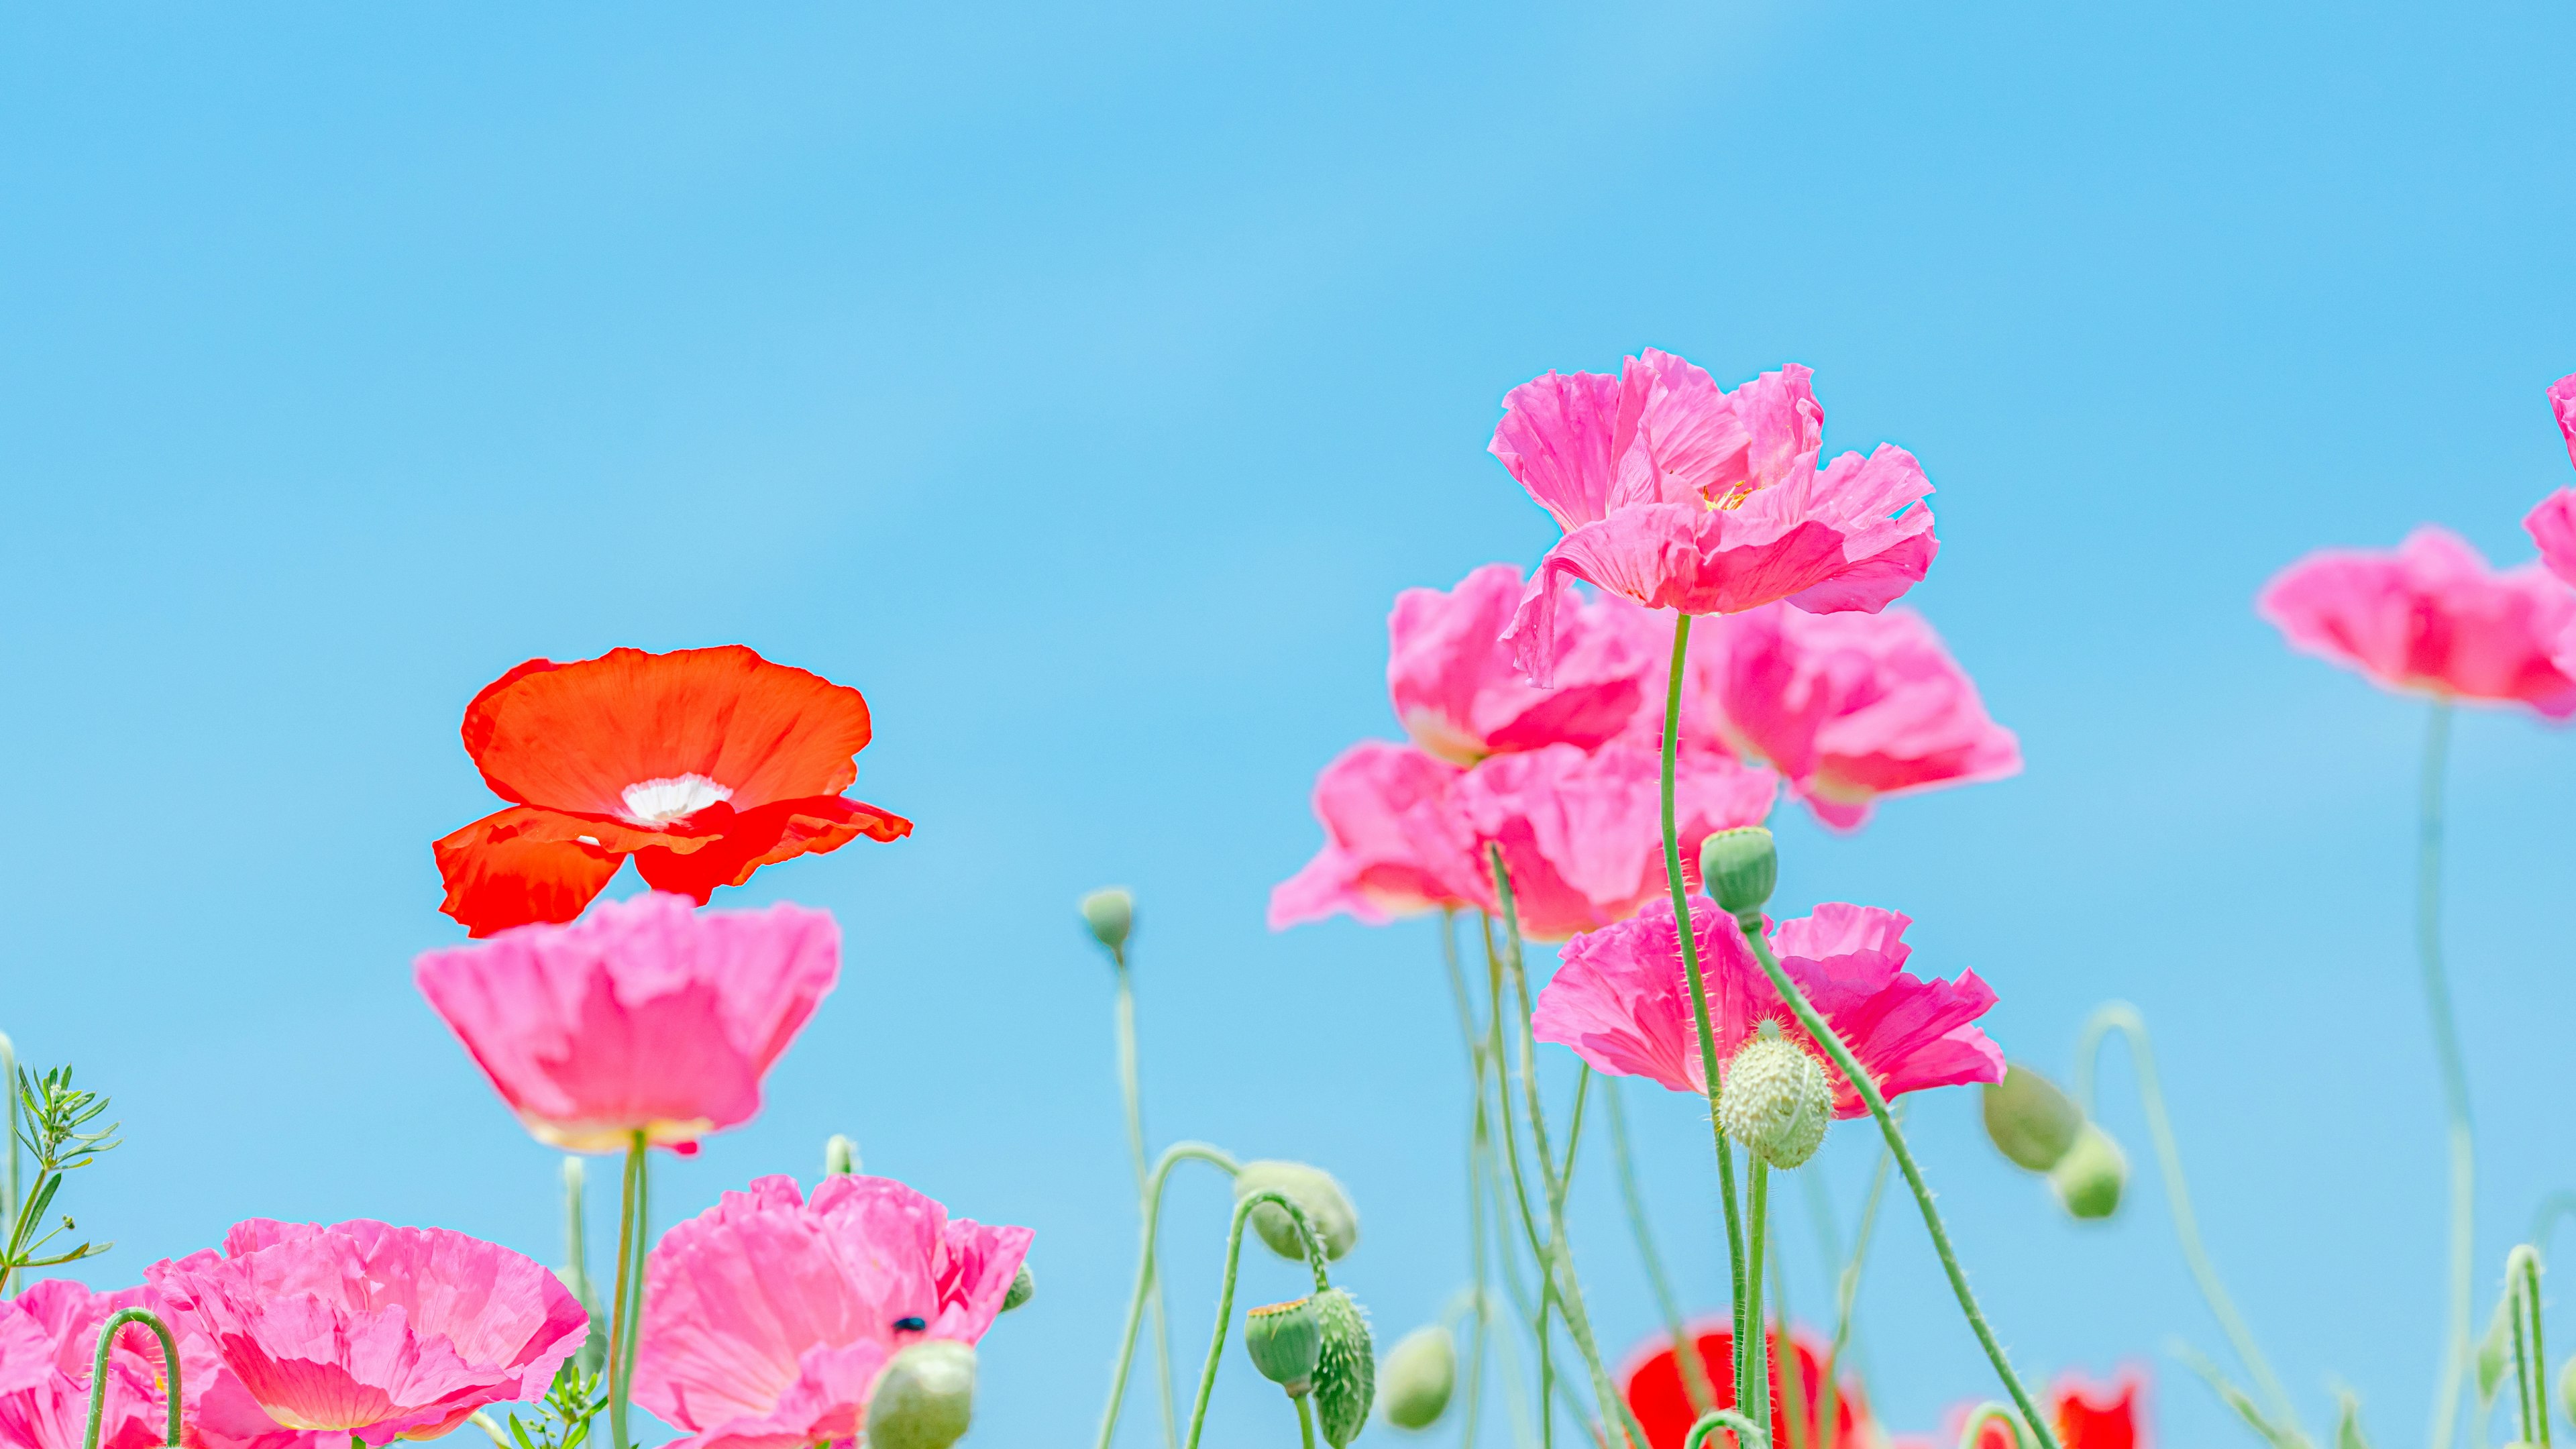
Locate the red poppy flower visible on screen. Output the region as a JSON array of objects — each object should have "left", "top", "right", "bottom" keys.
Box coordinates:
[
  {"left": 433, "top": 646, "right": 912, "bottom": 936},
  {"left": 1621, "top": 1320, "right": 1870, "bottom": 1449},
  {"left": 1960, "top": 1370, "right": 2147, "bottom": 1449}
]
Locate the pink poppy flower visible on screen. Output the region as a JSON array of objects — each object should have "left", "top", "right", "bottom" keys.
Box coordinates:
[
  {"left": 1491, "top": 352, "right": 1938, "bottom": 684},
  {"left": 1389, "top": 564, "right": 1656, "bottom": 765},
  {"left": 1452, "top": 743, "right": 1776, "bottom": 942},
  {"left": 1700, "top": 604, "right": 2021, "bottom": 830},
  {"left": 414, "top": 891, "right": 839, "bottom": 1155},
  {"left": 2257, "top": 526, "right": 2576, "bottom": 718},
  {"left": 146, "top": 1220, "right": 587, "bottom": 1445},
  {"left": 1532, "top": 894, "right": 2003, "bottom": 1116},
  {"left": 0, "top": 1280, "right": 188, "bottom": 1449},
  {"left": 2551, "top": 372, "right": 2576, "bottom": 470},
  {"left": 1269, "top": 741, "right": 1483, "bottom": 928},
  {"left": 631, "top": 1175, "right": 1030, "bottom": 1449}
]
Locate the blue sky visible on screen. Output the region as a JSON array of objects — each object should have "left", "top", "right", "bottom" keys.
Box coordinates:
[{"left": 4, "top": 3, "right": 2574, "bottom": 1447}]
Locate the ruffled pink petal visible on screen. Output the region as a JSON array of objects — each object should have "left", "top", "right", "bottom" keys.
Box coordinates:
[
  {"left": 2526, "top": 488, "right": 2576, "bottom": 590},
  {"left": 1491, "top": 370, "right": 1626, "bottom": 532},
  {"left": 1268, "top": 742, "right": 1481, "bottom": 929},
  {"left": 2551, "top": 372, "right": 2576, "bottom": 470},
  {"left": 1611, "top": 350, "right": 1748, "bottom": 510},
  {"left": 1721, "top": 365, "right": 1826, "bottom": 498},
  {"left": 1387, "top": 564, "right": 1651, "bottom": 765}
]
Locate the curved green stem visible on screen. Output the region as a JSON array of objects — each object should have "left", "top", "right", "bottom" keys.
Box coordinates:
[
  {"left": 1658, "top": 614, "right": 1751, "bottom": 1349},
  {"left": 83, "top": 1307, "right": 181, "bottom": 1449},
  {"left": 1737, "top": 926, "right": 2060, "bottom": 1449},
  {"left": 1608, "top": 1081, "right": 1720, "bottom": 1417},
  {"left": 1099, "top": 1142, "right": 1244, "bottom": 1449},
  {"left": 1684, "top": 1409, "right": 1770, "bottom": 1449},
  {"left": 2416, "top": 702, "right": 2475, "bottom": 1449},
  {"left": 1110, "top": 951, "right": 1182, "bottom": 1449},
  {"left": 1180, "top": 1191, "right": 1331, "bottom": 1449},
  {"left": 2074, "top": 1002, "right": 2296, "bottom": 1431},
  {"left": 1957, "top": 1403, "right": 2030, "bottom": 1449}
]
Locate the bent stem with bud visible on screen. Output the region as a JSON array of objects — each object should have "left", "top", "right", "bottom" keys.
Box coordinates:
[
  {"left": 1099, "top": 1142, "right": 1243, "bottom": 1449},
  {"left": 1181, "top": 1191, "right": 1334, "bottom": 1449},
  {"left": 80, "top": 1307, "right": 182, "bottom": 1449}
]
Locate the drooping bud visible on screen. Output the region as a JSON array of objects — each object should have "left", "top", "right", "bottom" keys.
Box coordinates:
[
  {"left": 2047, "top": 1123, "right": 2127, "bottom": 1220},
  {"left": 1981, "top": 1065, "right": 2083, "bottom": 1172},
  {"left": 1716, "top": 1024, "right": 1832, "bottom": 1169},
  {"left": 824, "top": 1133, "right": 861, "bottom": 1176},
  {"left": 1001, "top": 1262, "right": 1034, "bottom": 1313},
  {"left": 1699, "top": 826, "right": 1777, "bottom": 926},
  {"left": 1234, "top": 1161, "right": 1360, "bottom": 1262},
  {"left": 1310, "top": 1287, "right": 1376, "bottom": 1448},
  {"left": 1243, "top": 1297, "right": 1324, "bottom": 1395},
  {"left": 1379, "top": 1324, "right": 1456, "bottom": 1430},
  {"left": 863, "top": 1340, "right": 975, "bottom": 1449},
  {"left": 1080, "top": 888, "right": 1135, "bottom": 953}
]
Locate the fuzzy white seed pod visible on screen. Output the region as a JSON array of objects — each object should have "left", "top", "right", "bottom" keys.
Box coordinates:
[{"left": 1717, "top": 1028, "right": 1833, "bottom": 1169}]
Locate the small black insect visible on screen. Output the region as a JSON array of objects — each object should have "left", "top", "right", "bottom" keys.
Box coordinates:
[{"left": 893, "top": 1316, "right": 927, "bottom": 1332}]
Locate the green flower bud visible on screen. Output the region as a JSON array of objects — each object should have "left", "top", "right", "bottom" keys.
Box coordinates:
[
  {"left": 2047, "top": 1122, "right": 2127, "bottom": 1220},
  {"left": 1080, "top": 888, "right": 1135, "bottom": 953},
  {"left": 1310, "top": 1287, "right": 1376, "bottom": 1448},
  {"left": 1243, "top": 1297, "right": 1324, "bottom": 1395},
  {"left": 1379, "top": 1324, "right": 1456, "bottom": 1430},
  {"left": 1716, "top": 1026, "right": 1832, "bottom": 1170},
  {"left": 1699, "top": 827, "right": 1777, "bottom": 924},
  {"left": 1981, "top": 1064, "right": 2083, "bottom": 1173},
  {"left": 863, "top": 1340, "right": 975, "bottom": 1449},
  {"left": 2557, "top": 1355, "right": 2576, "bottom": 1434},
  {"left": 824, "top": 1133, "right": 860, "bottom": 1176},
  {"left": 1001, "top": 1262, "right": 1034, "bottom": 1313},
  {"left": 1234, "top": 1161, "right": 1360, "bottom": 1263}
]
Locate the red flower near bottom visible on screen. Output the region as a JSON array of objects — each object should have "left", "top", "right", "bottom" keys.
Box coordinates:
[
  {"left": 1959, "top": 1370, "right": 2147, "bottom": 1449},
  {"left": 1622, "top": 1321, "right": 1869, "bottom": 1449}
]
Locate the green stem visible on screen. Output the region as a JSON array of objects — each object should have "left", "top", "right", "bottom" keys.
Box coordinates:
[
  {"left": 1686, "top": 1409, "right": 1772, "bottom": 1449},
  {"left": 2507, "top": 1245, "right": 2548, "bottom": 1448},
  {"left": 82, "top": 1307, "right": 181, "bottom": 1449},
  {"left": 2417, "top": 701, "right": 2475, "bottom": 1449},
  {"left": 1737, "top": 926, "right": 2061, "bottom": 1449},
  {"left": 1113, "top": 951, "right": 1183, "bottom": 1449},
  {"left": 1444, "top": 910, "right": 1495, "bottom": 1449},
  {"left": 1957, "top": 1404, "right": 2029, "bottom": 1449},
  {"left": 1296, "top": 1393, "right": 1320, "bottom": 1449},
  {"left": 1770, "top": 1218, "right": 1805, "bottom": 1449},
  {"left": 2073, "top": 1002, "right": 2296, "bottom": 1430},
  {"left": 1741, "top": 1165, "right": 1771, "bottom": 1442},
  {"left": 1608, "top": 1081, "right": 1721, "bottom": 1417},
  {"left": 1099, "top": 1142, "right": 1244, "bottom": 1449},
  {"left": 1657, "top": 614, "right": 1752, "bottom": 1360},
  {"left": 1180, "top": 1191, "right": 1331, "bottom": 1449},
  {"left": 1816, "top": 1124, "right": 1898, "bottom": 1449},
  {"left": 604, "top": 1133, "right": 645, "bottom": 1449}
]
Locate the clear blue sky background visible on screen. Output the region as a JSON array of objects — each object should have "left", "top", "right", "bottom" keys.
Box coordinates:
[{"left": 5, "top": 4, "right": 2574, "bottom": 1447}]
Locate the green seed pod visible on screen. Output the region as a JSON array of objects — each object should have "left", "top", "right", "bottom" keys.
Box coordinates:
[
  {"left": 1080, "top": 888, "right": 1135, "bottom": 953},
  {"left": 1243, "top": 1297, "right": 1324, "bottom": 1395},
  {"left": 1379, "top": 1324, "right": 1456, "bottom": 1430},
  {"left": 1310, "top": 1287, "right": 1376, "bottom": 1448},
  {"left": 1001, "top": 1261, "right": 1034, "bottom": 1313},
  {"left": 1981, "top": 1064, "right": 2083, "bottom": 1173},
  {"left": 1716, "top": 1028, "right": 1832, "bottom": 1170},
  {"left": 1699, "top": 826, "right": 1777, "bottom": 924},
  {"left": 863, "top": 1340, "right": 975, "bottom": 1449},
  {"left": 2557, "top": 1355, "right": 2576, "bottom": 1434},
  {"left": 1234, "top": 1161, "right": 1360, "bottom": 1262},
  {"left": 2047, "top": 1122, "right": 2128, "bottom": 1220},
  {"left": 824, "top": 1133, "right": 860, "bottom": 1176}
]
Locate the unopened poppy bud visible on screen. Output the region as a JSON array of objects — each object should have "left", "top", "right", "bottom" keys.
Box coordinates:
[
  {"left": 1379, "top": 1324, "right": 1456, "bottom": 1430},
  {"left": 1699, "top": 827, "right": 1777, "bottom": 925},
  {"left": 2047, "top": 1123, "right": 2127, "bottom": 1220},
  {"left": 824, "top": 1133, "right": 860, "bottom": 1175},
  {"left": 1001, "top": 1262, "right": 1034, "bottom": 1313},
  {"left": 2558, "top": 1355, "right": 2576, "bottom": 1431},
  {"left": 1080, "top": 888, "right": 1135, "bottom": 953},
  {"left": 1234, "top": 1161, "right": 1360, "bottom": 1262},
  {"left": 1982, "top": 1065, "right": 2083, "bottom": 1172},
  {"left": 1717, "top": 1025, "right": 1832, "bottom": 1170},
  {"left": 1243, "top": 1297, "right": 1324, "bottom": 1395},
  {"left": 1310, "top": 1287, "right": 1376, "bottom": 1448},
  {"left": 863, "top": 1340, "right": 975, "bottom": 1449}
]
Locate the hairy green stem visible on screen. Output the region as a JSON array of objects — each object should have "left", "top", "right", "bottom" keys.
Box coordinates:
[
  {"left": 1737, "top": 926, "right": 2060, "bottom": 1449},
  {"left": 605, "top": 1133, "right": 645, "bottom": 1449},
  {"left": 1099, "top": 1142, "right": 1243, "bottom": 1449},
  {"left": 1957, "top": 1403, "right": 2029, "bottom": 1449},
  {"left": 1444, "top": 910, "right": 1496, "bottom": 1449},
  {"left": 1608, "top": 1081, "right": 1720, "bottom": 1416},
  {"left": 1112, "top": 949, "right": 1182, "bottom": 1449},
  {"left": 1685, "top": 1409, "right": 1772, "bottom": 1449},
  {"left": 1180, "top": 1191, "right": 1331, "bottom": 1449},
  {"left": 1816, "top": 1125, "right": 1898, "bottom": 1449},
  {"left": 2417, "top": 702, "right": 2475, "bottom": 1449},
  {"left": 81, "top": 1307, "right": 180, "bottom": 1449},
  {"left": 2505, "top": 1245, "right": 2548, "bottom": 1448},
  {"left": 2074, "top": 1002, "right": 2295, "bottom": 1430},
  {"left": 1770, "top": 1219, "right": 1805, "bottom": 1449},
  {"left": 1658, "top": 613, "right": 1751, "bottom": 1352},
  {"left": 1741, "top": 1165, "right": 1771, "bottom": 1442}
]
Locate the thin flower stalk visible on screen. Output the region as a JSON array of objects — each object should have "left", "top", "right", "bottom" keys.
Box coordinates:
[
  {"left": 1110, "top": 938, "right": 1182, "bottom": 1449},
  {"left": 2417, "top": 701, "right": 2475, "bottom": 1449},
  {"left": 1815, "top": 1123, "right": 1899, "bottom": 1447},
  {"left": 1770, "top": 1221, "right": 1805, "bottom": 1449},
  {"left": 1179, "top": 1191, "right": 1331, "bottom": 1449},
  {"left": 2503, "top": 1246, "right": 2548, "bottom": 1448},
  {"left": 604, "top": 1132, "right": 647, "bottom": 1449},
  {"left": 80, "top": 1307, "right": 182, "bottom": 1449},
  {"left": 1739, "top": 1163, "right": 1771, "bottom": 1440},
  {"left": 1099, "top": 1142, "right": 1243, "bottom": 1449},
  {"left": 1607, "top": 1081, "right": 1721, "bottom": 1417}
]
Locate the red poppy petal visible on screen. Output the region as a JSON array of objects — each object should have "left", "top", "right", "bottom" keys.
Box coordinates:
[
  {"left": 463, "top": 646, "right": 877, "bottom": 816},
  {"left": 630, "top": 796, "right": 912, "bottom": 903},
  {"left": 435, "top": 807, "right": 628, "bottom": 937}
]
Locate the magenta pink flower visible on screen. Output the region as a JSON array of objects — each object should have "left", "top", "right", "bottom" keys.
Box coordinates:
[
  {"left": 1452, "top": 743, "right": 1776, "bottom": 941},
  {"left": 2529, "top": 490, "right": 2576, "bottom": 590},
  {"left": 146, "top": 1220, "right": 586, "bottom": 1444},
  {"left": 414, "top": 891, "right": 839, "bottom": 1155},
  {"left": 1532, "top": 894, "right": 2002, "bottom": 1116},
  {"left": 0, "top": 1280, "right": 189, "bottom": 1449},
  {"left": 1699, "top": 604, "right": 2021, "bottom": 830},
  {"left": 2551, "top": 372, "right": 2576, "bottom": 470},
  {"left": 1389, "top": 564, "right": 1656, "bottom": 764},
  {"left": 2257, "top": 526, "right": 2576, "bottom": 718},
  {"left": 1491, "top": 352, "right": 1938, "bottom": 684},
  {"left": 632, "top": 1175, "right": 1030, "bottom": 1449},
  {"left": 1269, "top": 741, "right": 1484, "bottom": 928}
]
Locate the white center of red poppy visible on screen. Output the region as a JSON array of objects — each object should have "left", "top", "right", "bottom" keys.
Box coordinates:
[{"left": 620, "top": 773, "right": 733, "bottom": 826}]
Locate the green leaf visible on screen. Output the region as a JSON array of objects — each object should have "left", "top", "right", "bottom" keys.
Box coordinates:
[{"left": 2334, "top": 1389, "right": 2373, "bottom": 1449}]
